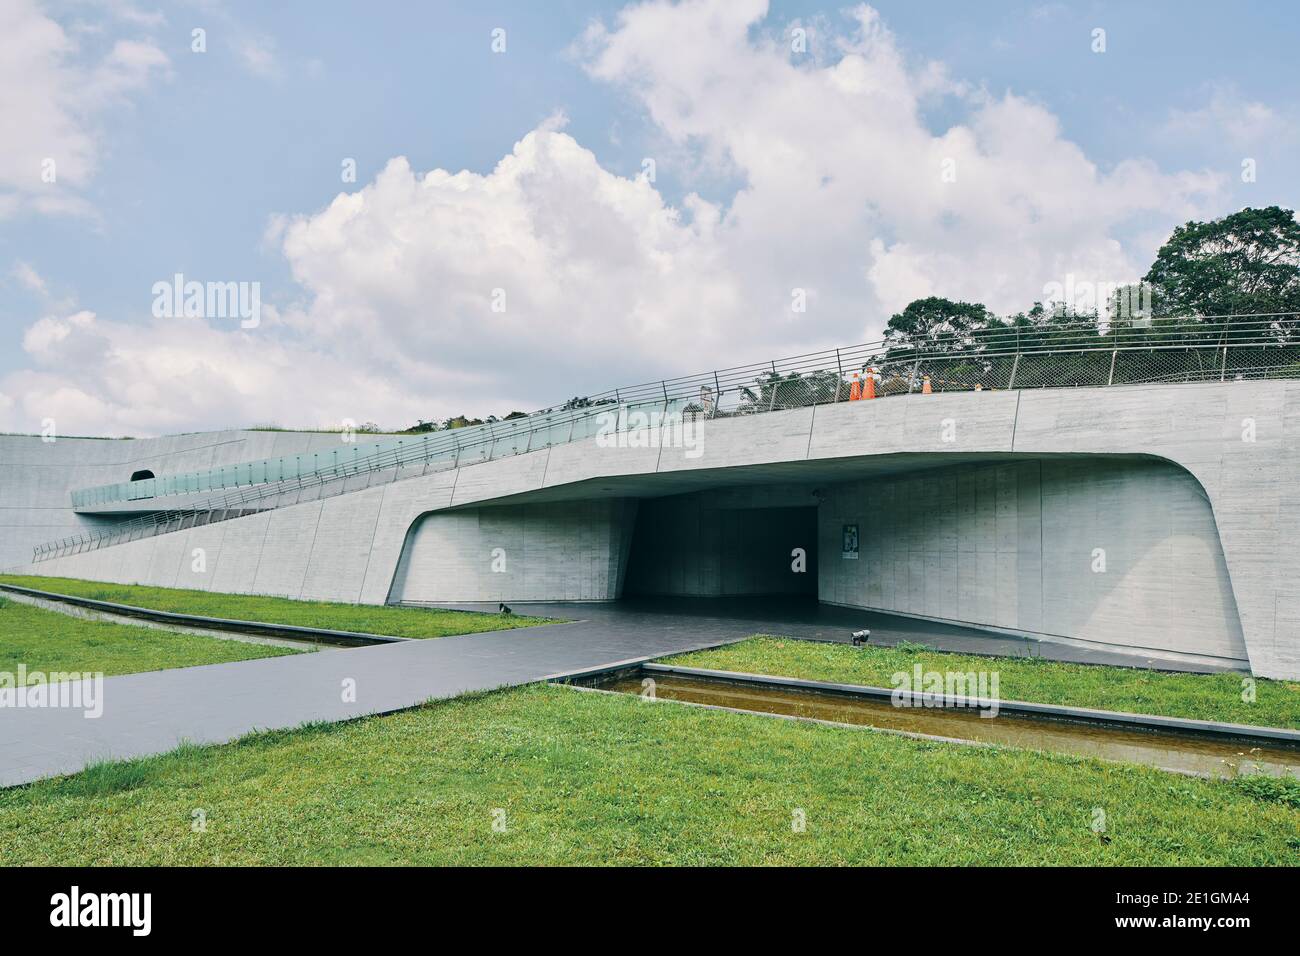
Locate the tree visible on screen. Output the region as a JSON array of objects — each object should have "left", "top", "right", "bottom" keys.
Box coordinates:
[
  {"left": 403, "top": 410, "right": 532, "bottom": 433},
  {"left": 442, "top": 414, "right": 484, "bottom": 430},
  {"left": 1143, "top": 206, "right": 1300, "bottom": 331},
  {"left": 883, "top": 297, "right": 995, "bottom": 352},
  {"left": 1106, "top": 283, "right": 1154, "bottom": 328},
  {"left": 876, "top": 297, "right": 997, "bottom": 389}
]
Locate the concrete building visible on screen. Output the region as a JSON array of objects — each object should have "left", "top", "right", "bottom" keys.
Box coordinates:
[{"left": 3, "top": 378, "right": 1298, "bottom": 679}]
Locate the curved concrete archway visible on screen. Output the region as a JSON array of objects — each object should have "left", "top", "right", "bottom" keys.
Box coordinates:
[{"left": 17, "top": 380, "right": 1300, "bottom": 677}]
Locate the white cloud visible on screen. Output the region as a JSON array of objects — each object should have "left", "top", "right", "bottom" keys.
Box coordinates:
[
  {"left": 0, "top": 0, "right": 1236, "bottom": 436},
  {"left": 0, "top": 309, "right": 441, "bottom": 438},
  {"left": 11, "top": 261, "right": 48, "bottom": 296},
  {"left": 582, "top": 1, "right": 1220, "bottom": 317},
  {"left": 22, "top": 309, "right": 93, "bottom": 353},
  {"left": 1164, "top": 83, "right": 1286, "bottom": 149},
  {"left": 93, "top": 0, "right": 166, "bottom": 30},
  {"left": 0, "top": 0, "right": 168, "bottom": 219},
  {"left": 275, "top": 122, "right": 744, "bottom": 389},
  {"left": 237, "top": 35, "right": 281, "bottom": 78}
]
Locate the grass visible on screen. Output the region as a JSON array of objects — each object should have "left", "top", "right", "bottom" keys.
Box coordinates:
[
  {"left": 0, "top": 575, "right": 552, "bottom": 639},
  {"left": 0, "top": 682, "right": 1296, "bottom": 865},
  {"left": 666, "top": 637, "right": 1300, "bottom": 730},
  {"left": 0, "top": 596, "right": 301, "bottom": 680}
]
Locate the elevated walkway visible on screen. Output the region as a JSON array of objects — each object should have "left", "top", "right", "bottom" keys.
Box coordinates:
[{"left": 35, "top": 317, "right": 1300, "bottom": 565}]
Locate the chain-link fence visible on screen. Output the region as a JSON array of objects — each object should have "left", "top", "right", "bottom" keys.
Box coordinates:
[{"left": 643, "top": 316, "right": 1300, "bottom": 413}]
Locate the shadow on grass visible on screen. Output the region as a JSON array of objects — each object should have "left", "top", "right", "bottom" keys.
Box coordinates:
[{"left": 61, "top": 760, "right": 152, "bottom": 798}]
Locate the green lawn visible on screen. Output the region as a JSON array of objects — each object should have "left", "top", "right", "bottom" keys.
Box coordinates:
[
  {"left": 1, "top": 683, "right": 1296, "bottom": 865},
  {"left": 666, "top": 637, "right": 1300, "bottom": 730},
  {"left": 0, "top": 575, "right": 551, "bottom": 639},
  {"left": 0, "top": 597, "right": 301, "bottom": 680}
]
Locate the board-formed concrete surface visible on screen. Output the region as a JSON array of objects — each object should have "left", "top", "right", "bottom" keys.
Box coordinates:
[
  {"left": 0, "top": 429, "right": 374, "bottom": 571},
  {"left": 8, "top": 380, "right": 1300, "bottom": 678},
  {"left": 816, "top": 457, "right": 1246, "bottom": 667},
  {"left": 392, "top": 499, "right": 638, "bottom": 603}
]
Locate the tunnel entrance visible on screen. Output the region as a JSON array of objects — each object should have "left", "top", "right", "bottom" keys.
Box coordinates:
[{"left": 623, "top": 495, "right": 818, "bottom": 598}]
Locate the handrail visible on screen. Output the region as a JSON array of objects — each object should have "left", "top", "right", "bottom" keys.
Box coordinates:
[
  {"left": 33, "top": 313, "right": 1300, "bottom": 563},
  {"left": 36, "top": 395, "right": 688, "bottom": 561}
]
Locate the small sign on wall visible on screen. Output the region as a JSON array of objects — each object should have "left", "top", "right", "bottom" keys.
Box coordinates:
[{"left": 841, "top": 523, "right": 859, "bottom": 560}]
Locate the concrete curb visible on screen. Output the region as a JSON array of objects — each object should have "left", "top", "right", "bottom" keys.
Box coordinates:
[
  {"left": 0, "top": 583, "right": 408, "bottom": 647},
  {"left": 639, "top": 662, "right": 1300, "bottom": 746}
]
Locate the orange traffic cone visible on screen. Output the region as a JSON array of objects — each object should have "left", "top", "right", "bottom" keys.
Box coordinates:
[
  {"left": 850, "top": 372, "right": 862, "bottom": 401},
  {"left": 922, "top": 375, "right": 932, "bottom": 394},
  {"left": 864, "top": 366, "right": 877, "bottom": 400}
]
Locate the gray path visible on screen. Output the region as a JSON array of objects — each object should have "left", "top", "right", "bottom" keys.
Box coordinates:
[
  {"left": 0, "top": 613, "right": 738, "bottom": 788},
  {"left": 0, "top": 596, "right": 1235, "bottom": 788},
  {"left": 423, "top": 596, "right": 1237, "bottom": 672}
]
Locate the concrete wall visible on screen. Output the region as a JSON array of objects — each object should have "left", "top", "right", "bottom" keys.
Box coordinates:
[
  {"left": 27, "top": 483, "right": 639, "bottom": 606},
  {"left": 818, "top": 458, "right": 1247, "bottom": 665},
  {"left": 0, "top": 429, "right": 366, "bottom": 571},
  {"left": 24, "top": 468, "right": 438, "bottom": 604},
  {"left": 390, "top": 499, "right": 637, "bottom": 603}
]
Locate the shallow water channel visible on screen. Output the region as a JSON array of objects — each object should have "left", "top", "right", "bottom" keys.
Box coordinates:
[{"left": 581, "top": 669, "right": 1300, "bottom": 779}]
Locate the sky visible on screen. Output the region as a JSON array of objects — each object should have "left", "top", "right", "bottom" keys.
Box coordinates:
[{"left": 1, "top": 0, "right": 1297, "bottom": 437}]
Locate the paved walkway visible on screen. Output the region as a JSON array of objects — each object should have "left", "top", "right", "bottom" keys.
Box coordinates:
[
  {"left": 0, "top": 612, "right": 740, "bottom": 787},
  {"left": 0, "top": 596, "right": 1234, "bottom": 787},
  {"left": 423, "top": 596, "right": 1237, "bottom": 672}
]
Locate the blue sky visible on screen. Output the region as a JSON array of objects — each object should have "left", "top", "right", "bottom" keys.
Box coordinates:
[{"left": 2, "top": 0, "right": 1297, "bottom": 435}]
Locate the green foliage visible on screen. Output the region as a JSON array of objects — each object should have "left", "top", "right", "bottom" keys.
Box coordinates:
[
  {"left": 1144, "top": 206, "right": 1300, "bottom": 326},
  {"left": 875, "top": 298, "right": 1113, "bottom": 391},
  {"left": 54, "top": 759, "right": 153, "bottom": 799},
  {"left": 844, "top": 206, "right": 1300, "bottom": 394},
  {"left": 883, "top": 296, "right": 996, "bottom": 356},
  {"left": 1233, "top": 774, "right": 1300, "bottom": 809},
  {"left": 893, "top": 640, "right": 931, "bottom": 654},
  {"left": 403, "top": 410, "right": 532, "bottom": 433}
]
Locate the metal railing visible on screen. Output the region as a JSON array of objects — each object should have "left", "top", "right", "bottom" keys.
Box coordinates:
[
  {"left": 34, "top": 395, "right": 692, "bottom": 562},
  {"left": 580, "top": 315, "right": 1300, "bottom": 409},
  {"left": 33, "top": 314, "right": 1300, "bottom": 563},
  {"left": 70, "top": 404, "right": 589, "bottom": 508}
]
